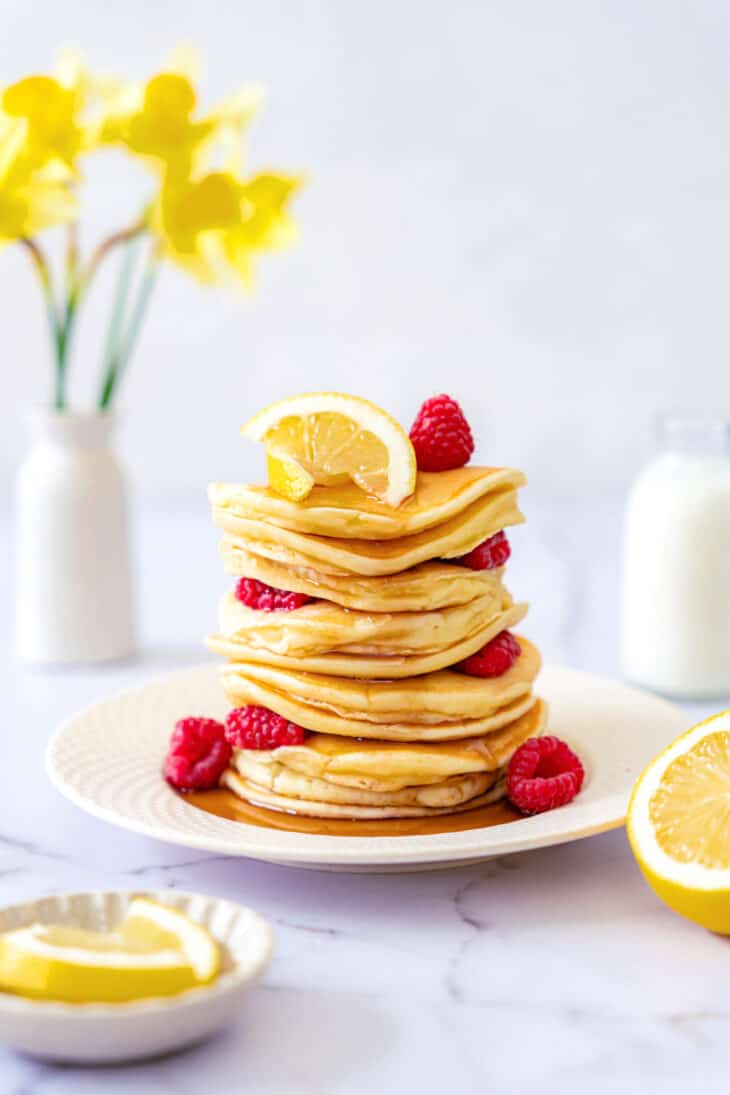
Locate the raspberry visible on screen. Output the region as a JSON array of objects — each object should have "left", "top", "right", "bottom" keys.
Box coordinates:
[
  {"left": 225, "top": 706, "right": 308, "bottom": 750},
  {"left": 507, "top": 736, "right": 585, "bottom": 815},
  {"left": 455, "top": 531, "right": 511, "bottom": 570},
  {"left": 456, "top": 631, "right": 521, "bottom": 677},
  {"left": 235, "top": 577, "right": 311, "bottom": 612},
  {"left": 409, "top": 394, "right": 475, "bottom": 472},
  {"left": 164, "top": 717, "right": 231, "bottom": 791}
]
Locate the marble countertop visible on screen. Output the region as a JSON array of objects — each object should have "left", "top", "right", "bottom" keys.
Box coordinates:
[{"left": 1, "top": 497, "right": 728, "bottom": 1095}]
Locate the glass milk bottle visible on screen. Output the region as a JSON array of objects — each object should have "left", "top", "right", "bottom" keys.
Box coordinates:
[{"left": 621, "top": 415, "right": 730, "bottom": 698}]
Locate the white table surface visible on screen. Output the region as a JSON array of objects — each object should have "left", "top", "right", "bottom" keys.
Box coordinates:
[{"left": 1, "top": 496, "right": 728, "bottom": 1095}]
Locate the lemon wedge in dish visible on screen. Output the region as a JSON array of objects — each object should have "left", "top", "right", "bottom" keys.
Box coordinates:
[
  {"left": 242, "top": 392, "right": 417, "bottom": 507},
  {"left": 627, "top": 710, "right": 730, "bottom": 934},
  {"left": 0, "top": 897, "right": 220, "bottom": 1003}
]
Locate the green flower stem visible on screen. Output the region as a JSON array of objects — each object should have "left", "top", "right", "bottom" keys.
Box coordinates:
[
  {"left": 83, "top": 220, "right": 147, "bottom": 293},
  {"left": 20, "top": 237, "right": 65, "bottom": 408},
  {"left": 98, "top": 250, "right": 160, "bottom": 411},
  {"left": 97, "top": 238, "right": 140, "bottom": 408}
]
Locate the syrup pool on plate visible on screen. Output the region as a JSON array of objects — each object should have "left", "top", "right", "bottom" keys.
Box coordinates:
[{"left": 177, "top": 787, "right": 522, "bottom": 837}]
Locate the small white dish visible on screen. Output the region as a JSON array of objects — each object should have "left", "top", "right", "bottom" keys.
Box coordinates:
[
  {"left": 0, "top": 889, "right": 274, "bottom": 1063},
  {"left": 45, "top": 663, "right": 689, "bottom": 871}
]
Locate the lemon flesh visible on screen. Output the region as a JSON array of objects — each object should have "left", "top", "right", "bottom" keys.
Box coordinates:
[
  {"left": 266, "top": 452, "right": 314, "bottom": 503},
  {"left": 242, "top": 393, "right": 417, "bottom": 508},
  {"left": 0, "top": 898, "right": 220, "bottom": 1003},
  {"left": 122, "top": 897, "right": 220, "bottom": 983},
  {"left": 628, "top": 711, "right": 730, "bottom": 934},
  {"left": 649, "top": 731, "right": 730, "bottom": 870}
]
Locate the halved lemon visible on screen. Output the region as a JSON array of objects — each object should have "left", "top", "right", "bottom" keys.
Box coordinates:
[
  {"left": 0, "top": 898, "right": 220, "bottom": 1003},
  {"left": 241, "top": 392, "right": 417, "bottom": 507},
  {"left": 627, "top": 710, "right": 730, "bottom": 934}
]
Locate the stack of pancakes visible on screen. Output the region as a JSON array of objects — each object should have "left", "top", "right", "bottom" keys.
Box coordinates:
[{"left": 207, "top": 465, "right": 545, "bottom": 820}]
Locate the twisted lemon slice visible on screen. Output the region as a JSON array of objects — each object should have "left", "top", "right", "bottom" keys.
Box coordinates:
[
  {"left": 0, "top": 897, "right": 220, "bottom": 1003},
  {"left": 242, "top": 392, "right": 417, "bottom": 507},
  {"left": 628, "top": 711, "right": 730, "bottom": 934}
]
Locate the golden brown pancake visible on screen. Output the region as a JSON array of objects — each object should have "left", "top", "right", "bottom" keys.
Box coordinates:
[
  {"left": 230, "top": 751, "right": 497, "bottom": 807},
  {"left": 210, "top": 485, "right": 523, "bottom": 577},
  {"left": 221, "top": 636, "right": 541, "bottom": 741},
  {"left": 221, "top": 636, "right": 541, "bottom": 726},
  {"left": 208, "top": 599, "right": 527, "bottom": 678},
  {"left": 224, "top": 678, "right": 534, "bottom": 742},
  {"left": 220, "top": 542, "right": 504, "bottom": 612},
  {"left": 222, "top": 768, "right": 508, "bottom": 819},
  {"left": 209, "top": 466, "right": 526, "bottom": 540},
  {"left": 228, "top": 699, "right": 547, "bottom": 793},
  {"left": 216, "top": 585, "right": 505, "bottom": 658}
]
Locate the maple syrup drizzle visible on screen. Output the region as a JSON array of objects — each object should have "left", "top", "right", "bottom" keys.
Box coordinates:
[{"left": 178, "top": 787, "right": 521, "bottom": 837}]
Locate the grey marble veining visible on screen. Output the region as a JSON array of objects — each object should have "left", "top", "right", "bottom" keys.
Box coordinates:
[{"left": 0, "top": 503, "right": 729, "bottom": 1094}]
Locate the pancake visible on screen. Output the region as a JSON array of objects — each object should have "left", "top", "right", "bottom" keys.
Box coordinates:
[
  {"left": 208, "top": 599, "right": 527, "bottom": 679},
  {"left": 221, "top": 636, "right": 540, "bottom": 741},
  {"left": 210, "top": 485, "right": 524, "bottom": 577},
  {"left": 220, "top": 542, "right": 503, "bottom": 612},
  {"left": 228, "top": 699, "right": 547, "bottom": 792},
  {"left": 223, "top": 636, "right": 542, "bottom": 723},
  {"left": 221, "top": 636, "right": 541, "bottom": 726},
  {"left": 222, "top": 768, "right": 508, "bottom": 819},
  {"left": 209, "top": 466, "right": 526, "bottom": 540},
  {"left": 224, "top": 678, "right": 534, "bottom": 742},
  {"left": 231, "top": 751, "right": 497, "bottom": 807},
  {"left": 216, "top": 584, "right": 505, "bottom": 658}
]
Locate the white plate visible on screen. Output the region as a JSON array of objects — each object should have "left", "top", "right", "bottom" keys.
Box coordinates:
[
  {"left": 46, "top": 664, "right": 687, "bottom": 872},
  {"left": 0, "top": 889, "right": 274, "bottom": 1063}
]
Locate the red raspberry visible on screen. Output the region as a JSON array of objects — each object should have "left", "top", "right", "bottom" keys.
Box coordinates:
[
  {"left": 225, "top": 706, "right": 308, "bottom": 750},
  {"left": 409, "top": 394, "right": 475, "bottom": 472},
  {"left": 235, "top": 577, "right": 311, "bottom": 612},
  {"left": 164, "top": 717, "right": 231, "bottom": 791},
  {"left": 507, "top": 736, "right": 585, "bottom": 815},
  {"left": 455, "top": 531, "right": 511, "bottom": 570},
  {"left": 456, "top": 631, "right": 521, "bottom": 677}
]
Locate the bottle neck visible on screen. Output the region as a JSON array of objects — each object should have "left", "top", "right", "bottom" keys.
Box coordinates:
[
  {"left": 27, "top": 408, "right": 117, "bottom": 449},
  {"left": 656, "top": 415, "right": 730, "bottom": 460}
]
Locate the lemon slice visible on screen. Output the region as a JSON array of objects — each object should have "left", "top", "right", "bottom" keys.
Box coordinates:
[
  {"left": 121, "top": 897, "right": 220, "bottom": 983},
  {"left": 241, "top": 392, "right": 417, "bottom": 507},
  {"left": 627, "top": 710, "right": 730, "bottom": 934},
  {"left": 266, "top": 452, "right": 314, "bottom": 503},
  {"left": 0, "top": 898, "right": 220, "bottom": 1003}
]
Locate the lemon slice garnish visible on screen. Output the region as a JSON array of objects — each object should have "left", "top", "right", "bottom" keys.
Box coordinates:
[
  {"left": 266, "top": 452, "right": 314, "bottom": 503},
  {"left": 242, "top": 392, "right": 417, "bottom": 507},
  {"left": 0, "top": 898, "right": 220, "bottom": 1003},
  {"left": 628, "top": 710, "right": 730, "bottom": 934}
]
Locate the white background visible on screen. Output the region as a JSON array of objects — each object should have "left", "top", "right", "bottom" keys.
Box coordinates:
[{"left": 3, "top": 0, "right": 730, "bottom": 503}]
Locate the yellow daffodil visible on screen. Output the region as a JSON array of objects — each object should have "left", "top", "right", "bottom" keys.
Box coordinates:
[
  {"left": 1, "top": 50, "right": 92, "bottom": 171},
  {"left": 152, "top": 170, "right": 243, "bottom": 280},
  {"left": 0, "top": 46, "right": 303, "bottom": 412},
  {"left": 98, "top": 54, "right": 261, "bottom": 175},
  {"left": 152, "top": 168, "right": 300, "bottom": 286},
  {"left": 223, "top": 172, "right": 301, "bottom": 287},
  {"left": 0, "top": 117, "right": 76, "bottom": 245}
]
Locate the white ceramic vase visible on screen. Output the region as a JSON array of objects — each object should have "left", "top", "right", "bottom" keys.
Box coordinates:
[{"left": 15, "top": 409, "right": 135, "bottom": 664}]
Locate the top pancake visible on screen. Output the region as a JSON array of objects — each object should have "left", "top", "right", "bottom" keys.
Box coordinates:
[
  {"left": 211, "top": 483, "right": 524, "bottom": 577},
  {"left": 209, "top": 466, "right": 526, "bottom": 541}
]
